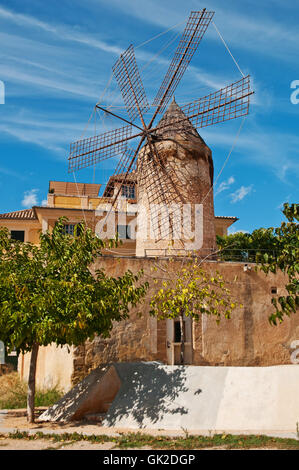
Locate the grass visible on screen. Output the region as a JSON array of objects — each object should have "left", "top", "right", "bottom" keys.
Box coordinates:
[
  {"left": 1, "top": 430, "right": 299, "bottom": 450},
  {"left": 0, "top": 372, "right": 63, "bottom": 409}
]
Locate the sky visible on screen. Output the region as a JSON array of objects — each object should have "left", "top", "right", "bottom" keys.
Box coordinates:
[{"left": 0, "top": 0, "right": 298, "bottom": 233}]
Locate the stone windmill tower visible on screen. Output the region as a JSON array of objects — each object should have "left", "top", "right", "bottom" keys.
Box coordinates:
[
  {"left": 136, "top": 97, "right": 216, "bottom": 256},
  {"left": 68, "top": 9, "right": 253, "bottom": 256}
]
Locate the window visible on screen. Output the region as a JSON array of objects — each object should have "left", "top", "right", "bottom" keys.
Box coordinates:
[
  {"left": 121, "top": 184, "right": 135, "bottom": 199},
  {"left": 64, "top": 224, "right": 76, "bottom": 236},
  {"left": 10, "top": 230, "right": 25, "bottom": 242},
  {"left": 63, "top": 224, "right": 83, "bottom": 236},
  {"left": 117, "top": 224, "right": 131, "bottom": 240}
]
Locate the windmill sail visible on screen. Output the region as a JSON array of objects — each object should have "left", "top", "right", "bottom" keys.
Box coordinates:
[
  {"left": 112, "top": 44, "right": 149, "bottom": 124},
  {"left": 181, "top": 75, "right": 252, "bottom": 129},
  {"left": 68, "top": 10, "right": 254, "bottom": 248},
  {"left": 68, "top": 125, "right": 134, "bottom": 172},
  {"left": 152, "top": 9, "right": 215, "bottom": 115}
]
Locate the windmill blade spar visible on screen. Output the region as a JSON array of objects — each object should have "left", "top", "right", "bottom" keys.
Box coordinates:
[
  {"left": 103, "top": 148, "right": 137, "bottom": 198},
  {"left": 181, "top": 75, "right": 252, "bottom": 129},
  {"left": 112, "top": 44, "right": 149, "bottom": 125},
  {"left": 138, "top": 142, "right": 184, "bottom": 240},
  {"left": 152, "top": 9, "right": 215, "bottom": 116},
  {"left": 68, "top": 125, "right": 138, "bottom": 172}
]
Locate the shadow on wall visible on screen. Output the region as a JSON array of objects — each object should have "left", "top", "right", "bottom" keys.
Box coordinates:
[{"left": 105, "top": 362, "right": 189, "bottom": 428}]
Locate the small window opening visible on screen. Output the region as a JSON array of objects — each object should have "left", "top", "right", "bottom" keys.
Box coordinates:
[{"left": 10, "top": 230, "right": 25, "bottom": 242}]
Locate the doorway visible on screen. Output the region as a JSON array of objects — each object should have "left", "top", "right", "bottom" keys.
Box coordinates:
[{"left": 166, "top": 316, "right": 192, "bottom": 365}]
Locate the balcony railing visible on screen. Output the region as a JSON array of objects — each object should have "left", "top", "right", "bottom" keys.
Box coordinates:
[{"left": 144, "top": 248, "right": 278, "bottom": 262}]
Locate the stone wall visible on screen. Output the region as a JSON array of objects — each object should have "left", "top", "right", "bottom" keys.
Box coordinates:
[
  {"left": 19, "top": 343, "right": 74, "bottom": 392},
  {"left": 71, "top": 256, "right": 299, "bottom": 385},
  {"left": 18, "top": 255, "right": 299, "bottom": 390}
]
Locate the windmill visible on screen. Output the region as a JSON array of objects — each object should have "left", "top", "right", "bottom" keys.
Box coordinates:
[{"left": 68, "top": 9, "right": 253, "bottom": 246}]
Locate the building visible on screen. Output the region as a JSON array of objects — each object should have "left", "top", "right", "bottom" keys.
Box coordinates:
[
  {"left": 0, "top": 182, "right": 237, "bottom": 255},
  {"left": 0, "top": 100, "right": 297, "bottom": 391}
]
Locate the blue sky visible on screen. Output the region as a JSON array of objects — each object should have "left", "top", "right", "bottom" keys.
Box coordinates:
[{"left": 0, "top": 0, "right": 298, "bottom": 233}]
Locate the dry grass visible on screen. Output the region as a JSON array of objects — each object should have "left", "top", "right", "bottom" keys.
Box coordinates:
[{"left": 0, "top": 372, "right": 63, "bottom": 409}]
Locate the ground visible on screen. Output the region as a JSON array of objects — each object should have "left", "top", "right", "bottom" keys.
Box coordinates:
[{"left": 0, "top": 409, "right": 298, "bottom": 450}]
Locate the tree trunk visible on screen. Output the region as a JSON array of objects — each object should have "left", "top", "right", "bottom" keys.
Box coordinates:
[
  {"left": 27, "top": 343, "right": 39, "bottom": 423},
  {"left": 180, "top": 313, "right": 185, "bottom": 365}
]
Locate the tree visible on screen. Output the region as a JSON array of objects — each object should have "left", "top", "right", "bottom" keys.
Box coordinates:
[
  {"left": 216, "top": 228, "right": 278, "bottom": 262},
  {"left": 149, "top": 258, "right": 241, "bottom": 364},
  {"left": 217, "top": 203, "right": 299, "bottom": 324},
  {"left": 0, "top": 218, "right": 148, "bottom": 422},
  {"left": 256, "top": 203, "right": 299, "bottom": 325}
]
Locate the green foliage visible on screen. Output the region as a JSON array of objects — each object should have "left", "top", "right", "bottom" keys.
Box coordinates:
[
  {"left": 216, "top": 228, "right": 278, "bottom": 262},
  {"left": 256, "top": 203, "right": 299, "bottom": 325},
  {"left": 0, "top": 217, "right": 148, "bottom": 353},
  {"left": 4, "top": 430, "right": 299, "bottom": 450},
  {"left": 149, "top": 259, "right": 241, "bottom": 324},
  {"left": 217, "top": 203, "right": 298, "bottom": 325}
]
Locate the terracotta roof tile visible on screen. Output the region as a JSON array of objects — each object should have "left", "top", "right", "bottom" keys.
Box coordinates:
[{"left": 0, "top": 208, "right": 37, "bottom": 220}]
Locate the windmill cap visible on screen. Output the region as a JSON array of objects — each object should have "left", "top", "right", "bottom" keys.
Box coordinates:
[{"left": 154, "top": 96, "right": 205, "bottom": 143}]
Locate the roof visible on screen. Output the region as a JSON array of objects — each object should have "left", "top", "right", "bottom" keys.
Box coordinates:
[
  {"left": 154, "top": 97, "right": 205, "bottom": 142},
  {"left": 0, "top": 208, "right": 37, "bottom": 220},
  {"left": 33, "top": 206, "right": 95, "bottom": 212},
  {"left": 0, "top": 205, "right": 238, "bottom": 226},
  {"left": 103, "top": 171, "right": 137, "bottom": 197},
  {"left": 215, "top": 216, "right": 238, "bottom": 220},
  {"left": 49, "top": 181, "right": 101, "bottom": 197}
]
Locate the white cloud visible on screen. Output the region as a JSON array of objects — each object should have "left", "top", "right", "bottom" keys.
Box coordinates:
[
  {"left": 0, "top": 6, "right": 256, "bottom": 103},
  {"left": 97, "top": 0, "right": 299, "bottom": 63},
  {"left": 201, "top": 126, "right": 299, "bottom": 182},
  {"left": 230, "top": 185, "right": 253, "bottom": 203},
  {"left": 21, "top": 189, "right": 38, "bottom": 208},
  {"left": 0, "top": 107, "right": 119, "bottom": 156},
  {"left": 215, "top": 176, "right": 235, "bottom": 196},
  {"left": 0, "top": 6, "right": 123, "bottom": 56}
]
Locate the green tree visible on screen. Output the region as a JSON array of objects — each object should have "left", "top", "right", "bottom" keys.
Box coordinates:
[
  {"left": 257, "top": 203, "right": 299, "bottom": 325},
  {"left": 216, "top": 228, "right": 278, "bottom": 262},
  {"left": 0, "top": 218, "right": 148, "bottom": 422},
  {"left": 149, "top": 258, "right": 241, "bottom": 364},
  {"left": 217, "top": 203, "right": 299, "bottom": 324}
]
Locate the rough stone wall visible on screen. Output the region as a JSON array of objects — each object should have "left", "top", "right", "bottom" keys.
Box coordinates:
[
  {"left": 71, "top": 256, "right": 299, "bottom": 385},
  {"left": 71, "top": 313, "right": 161, "bottom": 385},
  {"left": 136, "top": 100, "right": 216, "bottom": 257}
]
